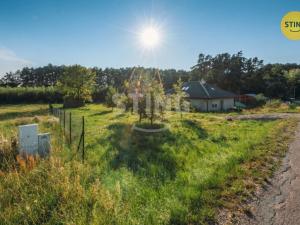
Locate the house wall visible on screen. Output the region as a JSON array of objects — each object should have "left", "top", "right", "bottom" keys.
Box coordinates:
[
  {"left": 223, "top": 98, "right": 235, "bottom": 110},
  {"left": 190, "top": 98, "right": 234, "bottom": 111},
  {"left": 207, "top": 99, "right": 221, "bottom": 111},
  {"left": 190, "top": 99, "right": 207, "bottom": 111}
]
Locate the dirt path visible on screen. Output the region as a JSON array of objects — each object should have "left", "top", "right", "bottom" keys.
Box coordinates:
[
  {"left": 226, "top": 113, "right": 300, "bottom": 121},
  {"left": 237, "top": 119, "right": 300, "bottom": 225}
]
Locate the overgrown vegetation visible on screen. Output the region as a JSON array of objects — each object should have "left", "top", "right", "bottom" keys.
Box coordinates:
[
  {"left": 240, "top": 102, "right": 300, "bottom": 114},
  {"left": 0, "top": 104, "right": 297, "bottom": 224},
  {"left": 0, "top": 87, "right": 62, "bottom": 104}
]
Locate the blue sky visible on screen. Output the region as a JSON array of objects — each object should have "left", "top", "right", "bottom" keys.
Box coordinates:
[{"left": 0, "top": 0, "right": 299, "bottom": 75}]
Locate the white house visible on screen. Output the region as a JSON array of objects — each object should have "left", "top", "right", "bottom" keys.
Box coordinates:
[{"left": 181, "top": 81, "right": 236, "bottom": 111}]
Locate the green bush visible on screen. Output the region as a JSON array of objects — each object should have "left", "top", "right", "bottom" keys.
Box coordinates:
[
  {"left": 289, "top": 103, "right": 297, "bottom": 109},
  {"left": 265, "top": 99, "right": 282, "bottom": 108},
  {"left": 63, "top": 95, "right": 85, "bottom": 108},
  {"left": 0, "top": 87, "right": 63, "bottom": 104},
  {"left": 92, "top": 87, "right": 107, "bottom": 102},
  {"left": 254, "top": 93, "right": 268, "bottom": 107}
]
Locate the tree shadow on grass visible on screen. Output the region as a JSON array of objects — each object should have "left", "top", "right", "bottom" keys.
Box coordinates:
[
  {"left": 91, "top": 110, "right": 112, "bottom": 117},
  {"left": 101, "top": 122, "right": 180, "bottom": 181},
  {"left": 113, "top": 113, "right": 127, "bottom": 119},
  {"left": 180, "top": 119, "right": 232, "bottom": 148},
  {"left": 181, "top": 119, "right": 208, "bottom": 139},
  {"left": 0, "top": 108, "right": 49, "bottom": 121},
  {"left": 210, "top": 134, "right": 231, "bottom": 147}
]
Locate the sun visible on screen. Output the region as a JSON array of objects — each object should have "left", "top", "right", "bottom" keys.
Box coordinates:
[{"left": 139, "top": 26, "right": 161, "bottom": 49}]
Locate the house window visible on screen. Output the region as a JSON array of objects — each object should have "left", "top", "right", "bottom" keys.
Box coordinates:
[
  {"left": 182, "top": 86, "right": 189, "bottom": 91},
  {"left": 212, "top": 103, "right": 218, "bottom": 108}
]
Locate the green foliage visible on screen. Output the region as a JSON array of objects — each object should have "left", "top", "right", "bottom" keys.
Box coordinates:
[
  {"left": 192, "top": 51, "right": 264, "bottom": 93},
  {"left": 58, "top": 65, "right": 95, "bottom": 105},
  {"left": 91, "top": 87, "right": 107, "bottom": 103},
  {"left": 265, "top": 99, "right": 282, "bottom": 108},
  {"left": 145, "top": 76, "right": 165, "bottom": 124},
  {"left": 192, "top": 52, "right": 300, "bottom": 99},
  {"left": 285, "top": 68, "right": 300, "bottom": 85},
  {"left": 0, "top": 64, "right": 65, "bottom": 87},
  {"left": 289, "top": 103, "right": 297, "bottom": 109},
  {"left": 0, "top": 87, "right": 62, "bottom": 104},
  {"left": 105, "top": 86, "right": 117, "bottom": 109},
  {"left": 254, "top": 93, "right": 268, "bottom": 106},
  {"left": 172, "top": 78, "right": 189, "bottom": 115},
  {"left": 285, "top": 68, "right": 300, "bottom": 99},
  {"left": 129, "top": 69, "right": 166, "bottom": 124},
  {"left": 2, "top": 55, "right": 300, "bottom": 101}
]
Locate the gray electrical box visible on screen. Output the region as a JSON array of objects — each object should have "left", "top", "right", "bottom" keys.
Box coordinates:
[
  {"left": 38, "top": 133, "right": 51, "bottom": 157},
  {"left": 19, "top": 124, "right": 38, "bottom": 155},
  {"left": 18, "top": 124, "right": 51, "bottom": 157}
]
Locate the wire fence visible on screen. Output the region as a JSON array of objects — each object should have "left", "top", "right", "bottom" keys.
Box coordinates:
[{"left": 49, "top": 105, "right": 85, "bottom": 162}]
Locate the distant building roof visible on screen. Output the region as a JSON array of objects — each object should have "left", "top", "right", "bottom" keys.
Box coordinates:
[
  {"left": 179, "top": 81, "right": 236, "bottom": 99},
  {"left": 243, "top": 93, "right": 257, "bottom": 97}
]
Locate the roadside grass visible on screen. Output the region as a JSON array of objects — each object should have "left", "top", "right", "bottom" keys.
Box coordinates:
[
  {"left": 0, "top": 104, "right": 297, "bottom": 224},
  {"left": 228, "top": 103, "right": 300, "bottom": 115},
  {"left": 242, "top": 102, "right": 300, "bottom": 114}
]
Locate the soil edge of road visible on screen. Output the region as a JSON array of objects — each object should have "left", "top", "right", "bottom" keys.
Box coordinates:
[{"left": 218, "top": 115, "right": 300, "bottom": 225}]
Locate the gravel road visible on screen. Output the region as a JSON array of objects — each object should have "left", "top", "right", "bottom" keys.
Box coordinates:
[
  {"left": 226, "top": 113, "right": 300, "bottom": 121},
  {"left": 237, "top": 117, "right": 300, "bottom": 225}
]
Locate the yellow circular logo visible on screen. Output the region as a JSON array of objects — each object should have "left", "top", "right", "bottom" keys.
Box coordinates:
[{"left": 281, "top": 11, "right": 300, "bottom": 40}]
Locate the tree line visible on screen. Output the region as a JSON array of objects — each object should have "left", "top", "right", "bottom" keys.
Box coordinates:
[
  {"left": 1, "top": 51, "right": 300, "bottom": 100},
  {"left": 191, "top": 51, "right": 300, "bottom": 99}
]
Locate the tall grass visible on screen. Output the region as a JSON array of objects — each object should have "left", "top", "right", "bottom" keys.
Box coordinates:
[
  {"left": 0, "top": 87, "right": 63, "bottom": 104},
  {"left": 0, "top": 156, "right": 128, "bottom": 224},
  {"left": 0, "top": 104, "right": 297, "bottom": 224},
  {"left": 0, "top": 108, "right": 128, "bottom": 224}
]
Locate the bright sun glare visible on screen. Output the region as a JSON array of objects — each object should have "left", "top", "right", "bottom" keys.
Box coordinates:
[{"left": 139, "top": 26, "right": 161, "bottom": 49}]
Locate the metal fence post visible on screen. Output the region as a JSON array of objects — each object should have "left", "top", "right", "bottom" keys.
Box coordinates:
[
  {"left": 63, "top": 110, "right": 66, "bottom": 135},
  {"left": 59, "top": 110, "right": 61, "bottom": 126},
  {"left": 58, "top": 109, "right": 60, "bottom": 126},
  {"left": 69, "top": 112, "right": 72, "bottom": 145},
  {"left": 82, "top": 116, "right": 85, "bottom": 163}
]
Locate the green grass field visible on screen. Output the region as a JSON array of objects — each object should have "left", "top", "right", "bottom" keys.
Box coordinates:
[{"left": 0, "top": 104, "right": 297, "bottom": 225}]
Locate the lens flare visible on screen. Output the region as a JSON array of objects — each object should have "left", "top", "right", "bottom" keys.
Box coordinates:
[{"left": 139, "top": 26, "right": 161, "bottom": 49}]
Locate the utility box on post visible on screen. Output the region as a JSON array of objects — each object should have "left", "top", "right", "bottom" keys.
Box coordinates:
[
  {"left": 18, "top": 124, "right": 38, "bottom": 155},
  {"left": 38, "top": 133, "right": 51, "bottom": 157}
]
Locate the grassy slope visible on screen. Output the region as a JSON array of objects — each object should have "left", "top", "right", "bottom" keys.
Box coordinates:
[{"left": 0, "top": 104, "right": 297, "bottom": 225}]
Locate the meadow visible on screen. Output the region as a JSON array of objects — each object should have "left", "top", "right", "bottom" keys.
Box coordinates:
[{"left": 0, "top": 104, "right": 297, "bottom": 225}]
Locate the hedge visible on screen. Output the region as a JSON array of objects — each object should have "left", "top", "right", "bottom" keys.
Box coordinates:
[{"left": 0, "top": 87, "right": 63, "bottom": 104}]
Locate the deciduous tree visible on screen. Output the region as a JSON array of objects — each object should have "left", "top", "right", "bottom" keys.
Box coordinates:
[{"left": 58, "top": 65, "right": 95, "bottom": 107}]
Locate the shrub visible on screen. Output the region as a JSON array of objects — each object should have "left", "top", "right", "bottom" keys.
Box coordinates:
[
  {"left": 289, "top": 103, "right": 297, "bottom": 110},
  {"left": 265, "top": 99, "right": 282, "bottom": 108},
  {"left": 63, "top": 95, "right": 85, "bottom": 108},
  {"left": 105, "top": 86, "right": 117, "bottom": 110},
  {"left": 92, "top": 87, "right": 106, "bottom": 103},
  {"left": 254, "top": 93, "right": 268, "bottom": 107}
]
